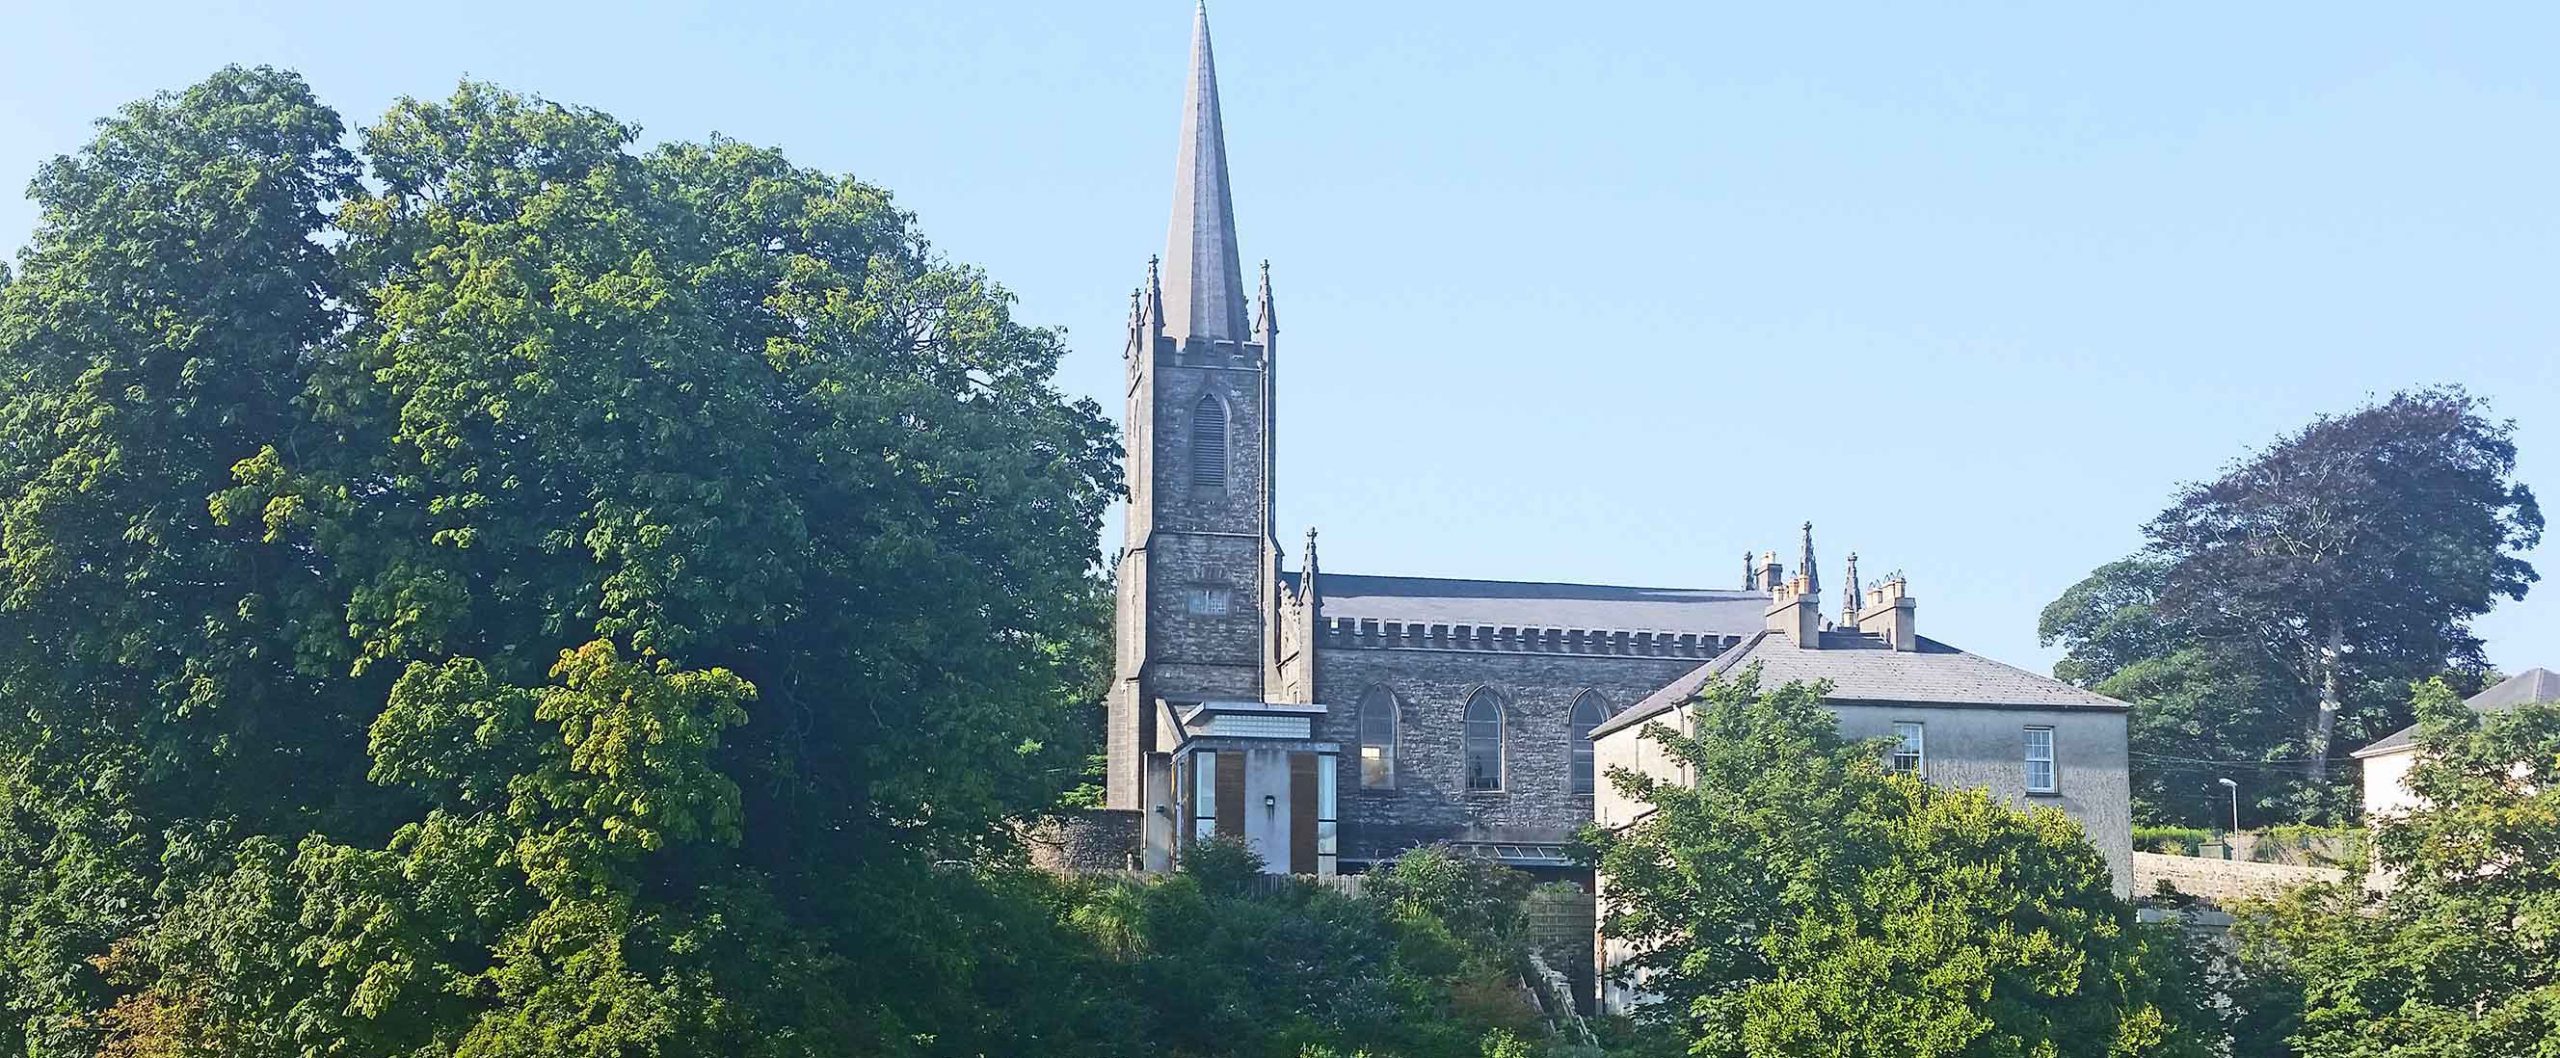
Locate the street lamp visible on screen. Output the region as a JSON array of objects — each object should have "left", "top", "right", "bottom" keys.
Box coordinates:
[{"left": 2216, "top": 777, "right": 2240, "bottom": 846}]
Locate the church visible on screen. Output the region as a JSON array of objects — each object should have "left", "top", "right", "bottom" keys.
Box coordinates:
[{"left": 1104, "top": 6, "right": 2133, "bottom": 889}]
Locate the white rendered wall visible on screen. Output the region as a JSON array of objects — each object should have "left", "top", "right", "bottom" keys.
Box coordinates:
[{"left": 2360, "top": 748, "right": 2421, "bottom": 821}]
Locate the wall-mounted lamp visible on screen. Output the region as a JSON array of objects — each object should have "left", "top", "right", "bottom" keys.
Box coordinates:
[{"left": 1263, "top": 794, "right": 1277, "bottom": 812}]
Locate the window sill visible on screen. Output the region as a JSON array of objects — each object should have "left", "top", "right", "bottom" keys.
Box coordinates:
[{"left": 2025, "top": 790, "right": 2062, "bottom": 798}]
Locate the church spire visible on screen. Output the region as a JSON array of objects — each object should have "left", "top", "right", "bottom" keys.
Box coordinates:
[{"left": 1163, "top": 2, "right": 1250, "bottom": 344}]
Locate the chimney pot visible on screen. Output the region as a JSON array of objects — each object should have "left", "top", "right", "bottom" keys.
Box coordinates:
[
  {"left": 1855, "top": 576, "right": 1917, "bottom": 650},
  {"left": 1765, "top": 578, "right": 1822, "bottom": 647}
]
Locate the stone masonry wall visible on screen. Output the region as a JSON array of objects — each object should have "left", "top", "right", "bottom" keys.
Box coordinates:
[
  {"left": 2133, "top": 851, "right": 2343, "bottom": 905},
  {"left": 1023, "top": 809, "right": 1143, "bottom": 872},
  {"left": 1140, "top": 532, "right": 1269, "bottom": 698},
  {"left": 1109, "top": 333, "right": 1274, "bottom": 805},
  {"left": 1315, "top": 644, "right": 1703, "bottom": 861},
  {"left": 1147, "top": 347, "right": 1270, "bottom": 537}
]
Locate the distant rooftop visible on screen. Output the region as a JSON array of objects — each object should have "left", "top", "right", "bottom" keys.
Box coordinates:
[
  {"left": 2352, "top": 667, "right": 2560, "bottom": 758},
  {"left": 1591, "top": 628, "right": 2126, "bottom": 740},
  {"left": 1294, "top": 571, "right": 1769, "bottom": 637}
]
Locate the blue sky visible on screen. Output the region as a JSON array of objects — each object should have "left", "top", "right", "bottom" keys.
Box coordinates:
[{"left": 5, "top": 2, "right": 2556, "bottom": 674}]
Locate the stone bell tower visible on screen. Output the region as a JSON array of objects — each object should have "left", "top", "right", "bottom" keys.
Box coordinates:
[{"left": 1105, "top": 2, "right": 1283, "bottom": 811}]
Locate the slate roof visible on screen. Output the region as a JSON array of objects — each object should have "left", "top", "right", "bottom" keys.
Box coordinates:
[
  {"left": 2351, "top": 667, "right": 2560, "bottom": 758},
  {"left": 1590, "top": 628, "right": 2127, "bottom": 740},
  {"left": 1298, "top": 572, "right": 1769, "bottom": 637}
]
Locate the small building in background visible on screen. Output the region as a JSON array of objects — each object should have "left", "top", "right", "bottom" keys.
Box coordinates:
[{"left": 2352, "top": 667, "right": 2560, "bottom": 821}]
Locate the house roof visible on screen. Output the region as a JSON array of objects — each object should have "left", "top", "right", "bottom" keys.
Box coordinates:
[
  {"left": 1295, "top": 572, "right": 1769, "bottom": 637},
  {"left": 1590, "top": 628, "right": 2127, "bottom": 740},
  {"left": 2351, "top": 667, "right": 2560, "bottom": 758}
]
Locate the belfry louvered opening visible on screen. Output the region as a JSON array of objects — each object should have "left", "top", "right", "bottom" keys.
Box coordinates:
[{"left": 1190, "top": 395, "right": 1229, "bottom": 488}]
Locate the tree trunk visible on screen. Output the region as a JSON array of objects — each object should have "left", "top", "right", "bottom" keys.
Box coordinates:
[{"left": 2308, "top": 616, "right": 2344, "bottom": 784}]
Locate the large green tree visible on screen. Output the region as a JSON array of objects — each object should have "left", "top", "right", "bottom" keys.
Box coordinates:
[
  {"left": 0, "top": 69, "right": 1120, "bottom": 1055},
  {"left": 2043, "top": 387, "right": 2540, "bottom": 824},
  {"left": 2230, "top": 680, "right": 2560, "bottom": 1057},
  {"left": 1586, "top": 669, "right": 2215, "bottom": 1058},
  {"left": 2038, "top": 560, "right": 2299, "bottom": 828}
]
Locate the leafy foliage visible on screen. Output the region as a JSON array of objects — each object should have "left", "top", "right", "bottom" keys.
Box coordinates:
[
  {"left": 1585, "top": 668, "right": 2215, "bottom": 1057},
  {"left": 2131, "top": 826, "right": 2214, "bottom": 856},
  {"left": 0, "top": 68, "right": 1121, "bottom": 1055},
  {"left": 1097, "top": 851, "right": 1545, "bottom": 1058},
  {"left": 2231, "top": 681, "right": 2560, "bottom": 1057},
  {"left": 2042, "top": 388, "right": 2541, "bottom": 824}
]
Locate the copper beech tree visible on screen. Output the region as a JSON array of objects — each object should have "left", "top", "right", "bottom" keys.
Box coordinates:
[{"left": 2045, "top": 387, "right": 2540, "bottom": 824}]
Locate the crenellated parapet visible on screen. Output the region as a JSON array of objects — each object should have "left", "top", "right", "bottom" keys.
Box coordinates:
[
  {"left": 1161, "top": 334, "right": 1268, "bottom": 371},
  {"left": 1317, "top": 617, "right": 1738, "bottom": 659}
]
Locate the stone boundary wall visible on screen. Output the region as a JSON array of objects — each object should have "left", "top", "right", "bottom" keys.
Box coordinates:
[
  {"left": 2134, "top": 851, "right": 2342, "bottom": 906},
  {"left": 1526, "top": 888, "right": 1596, "bottom": 952},
  {"left": 1526, "top": 886, "right": 1599, "bottom": 1013},
  {"left": 1022, "top": 809, "right": 1142, "bottom": 872}
]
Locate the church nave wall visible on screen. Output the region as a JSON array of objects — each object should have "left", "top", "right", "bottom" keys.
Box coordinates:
[{"left": 1313, "top": 646, "right": 1700, "bottom": 863}]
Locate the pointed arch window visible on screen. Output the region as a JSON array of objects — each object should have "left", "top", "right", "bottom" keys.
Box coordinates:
[
  {"left": 1358, "top": 686, "right": 1397, "bottom": 788},
  {"left": 1569, "top": 691, "right": 1610, "bottom": 795},
  {"left": 1190, "top": 394, "right": 1228, "bottom": 488},
  {"left": 1464, "top": 690, "right": 1505, "bottom": 792}
]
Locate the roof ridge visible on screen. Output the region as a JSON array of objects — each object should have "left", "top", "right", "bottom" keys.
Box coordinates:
[
  {"left": 1907, "top": 636, "right": 2128, "bottom": 708},
  {"left": 1710, "top": 630, "right": 1773, "bottom": 675},
  {"left": 1585, "top": 633, "right": 1773, "bottom": 740}
]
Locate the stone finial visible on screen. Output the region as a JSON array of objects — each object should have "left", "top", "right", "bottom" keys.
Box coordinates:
[
  {"left": 1798, "top": 521, "right": 1820, "bottom": 604},
  {"left": 1254, "top": 258, "right": 1277, "bottom": 342},
  {"left": 1743, "top": 550, "right": 1756, "bottom": 590},
  {"left": 1840, "top": 551, "right": 1862, "bottom": 625}
]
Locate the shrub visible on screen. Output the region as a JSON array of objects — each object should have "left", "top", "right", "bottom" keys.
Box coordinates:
[
  {"left": 2253, "top": 824, "right": 2365, "bottom": 867},
  {"left": 2133, "top": 825, "right": 2214, "bottom": 855},
  {"left": 1179, "top": 834, "right": 1269, "bottom": 896}
]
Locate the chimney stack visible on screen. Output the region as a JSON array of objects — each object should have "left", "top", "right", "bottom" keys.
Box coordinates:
[
  {"left": 1756, "top": 551, "right": 1784, "bottom": 593},
  {"left": 1856, "top": 575, "right": 1918, "bottom": 651},
  {"left": 1765, "top": 575, "right": 1822, "bottom": 647}
]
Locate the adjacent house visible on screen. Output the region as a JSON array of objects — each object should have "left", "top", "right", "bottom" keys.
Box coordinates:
[
  {"left": 1588, "top": 575, "right": 2136, "bottom": 1014},
  {"left": 2351, "top": 667, "right": 2560, "bottom": 820}
]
